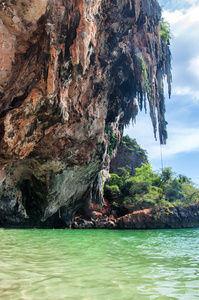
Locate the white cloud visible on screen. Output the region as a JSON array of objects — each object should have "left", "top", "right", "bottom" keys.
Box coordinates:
[
  {"left": 186, "top": 0, "right": 199, "bottom": 4},
  {"left": 172, "top": 86, "right": 199, "bottom": 103},
  {"left": 162, "top": 4, "right": 199, "bottom": 102},
  {"left": 160, "top": 0, "right": 199, "bottom": 12},
  {"left": 188, "top": 56, "right": 199, "bottom": 80},
  {"left": 163, "top": 5, "right": 199, "bottom": 30},
  {"left": 163, "top": 10, "right": 185, "bottom": 27},
  {"left": 149, "top": 127, "right": 199, "bottom": 160},
  {"left": 124, "top": 112, "right": 199, "bottom": 161}
]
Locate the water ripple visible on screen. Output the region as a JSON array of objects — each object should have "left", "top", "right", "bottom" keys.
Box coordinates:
[{"left": 0, "top": 228, "right": 199, "bottom": 299}]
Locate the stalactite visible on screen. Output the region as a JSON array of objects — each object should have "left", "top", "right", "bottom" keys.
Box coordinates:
[{"left": 0, "top": 0, "right": 172, "bottom": 227}]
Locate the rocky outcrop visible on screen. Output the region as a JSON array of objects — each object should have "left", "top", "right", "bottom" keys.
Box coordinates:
[
  {"left": 116, "top": 205, "right": 199, "bottom": 229},
  {"left": 110, "top": 135, "right": 148, "bottom": 176},
  {"left": 71, "top": 205, "right": 199, "bottom": 229},
  {"left": 0, "top": 0, "right": 171, "bottom": 228}
]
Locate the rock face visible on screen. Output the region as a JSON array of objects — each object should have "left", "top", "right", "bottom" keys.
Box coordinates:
[
  {"left": 110, "top": 135, "right": 148, "bottom": 176},
  {"left": 71, "top": 205, "right": 199, "bottom": 229},
  {"left": 0, "top": 0, "right": 171, "bottom": 228},
  {"left": 116, "top": 205, "right": 199, "bottom": 229}
]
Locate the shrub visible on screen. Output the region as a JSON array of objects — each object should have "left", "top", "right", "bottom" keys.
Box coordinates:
[
  {"left": 107, "top": 127, "right": 117, "bottom": 156},
  {"left": 165, "top": 178, "right": 181, "bottom": 202},
  {"left": 129, "top": 181, "right": 151, "bottom": 196},
  {"left": 160, "top": 167, "right": 173, "bottom": 184},
  {"left": 104, "top": 160, "right": 199, "bottom": 211},
  {"left": 181, "top": 183, "right": 199, "bottom": 205},
  {"left": 160, "top": 18, "right": 171, "bottom": 43},
  {"left": 123, "top": 196, "right": 134, "bottom": 205},
  {"left": 104, "top": 184, "right": 121, "bottom": 202},
  {"left": 108, "top": 174, "right": 123, "bottom": 188}
]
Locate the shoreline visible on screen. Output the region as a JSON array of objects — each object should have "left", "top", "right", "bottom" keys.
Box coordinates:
[{"left": 1, "top": 204, "right": 199, "bottom": 230}]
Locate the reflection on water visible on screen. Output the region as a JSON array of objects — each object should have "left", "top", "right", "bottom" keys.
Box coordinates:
[{"left": 0, "top": 228, "right": 199, "bottom": 299}]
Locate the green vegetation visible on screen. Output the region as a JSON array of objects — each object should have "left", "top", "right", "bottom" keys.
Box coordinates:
[
  {"left": 104, "top": 164, "right": 199, "bottom": 210},
  {"left": 160, "top": 18, "right": 171, "bottom": 43},
  {"left": 121, "top": 135, "right": 148, "bottom": 159},
  {"left": 106, "top": 127, "right": 117, "bottom": 156},
  {"left": 141, "top": 58, "right": 149, "bottom": 93},
  {"left": 135, "top": 55, "right": 149, "bottom": 94}
]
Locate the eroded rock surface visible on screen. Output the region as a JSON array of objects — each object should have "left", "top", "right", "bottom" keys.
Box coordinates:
[
  {"left": 72, "top": 205, "right": 199, "bottom": 229},
  {"left": 0, "top": 0, "right": 171, "bottom": 227},
  {"left": 116, "top": 205, "right": 199, "bottom": 229}
]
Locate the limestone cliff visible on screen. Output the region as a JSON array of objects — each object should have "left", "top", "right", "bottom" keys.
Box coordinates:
[
  {"left": 110, "top": 135, "right": 148, "bottom": 176},
  {"left": 0, "top": 0, "right": 171, "bottom": 227}
]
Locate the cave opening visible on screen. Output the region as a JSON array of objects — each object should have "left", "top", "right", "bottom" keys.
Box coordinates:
[{"left": 20, "top": 176, "right": 48, "bottom": 224}]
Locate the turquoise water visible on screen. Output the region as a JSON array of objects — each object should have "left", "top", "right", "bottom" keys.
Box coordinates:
[{"left": 0, "top": 229, "right": 199, "bottom": 300}]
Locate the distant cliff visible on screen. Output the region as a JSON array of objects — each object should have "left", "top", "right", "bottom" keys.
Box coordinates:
[
  {"left": 0, "top": 0, "right": 171, "bottom": 228},
  {"left": 110, "top": 135, "right": 148, "bottom": 176}
]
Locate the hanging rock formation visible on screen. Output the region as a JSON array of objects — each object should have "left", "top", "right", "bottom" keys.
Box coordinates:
[{"left": 0, "top": 0, "right": 171, "bottom": 227}]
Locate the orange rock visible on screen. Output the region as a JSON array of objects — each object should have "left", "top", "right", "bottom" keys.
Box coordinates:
[{"left": 0, "top": 0, "right": 171, "bottom": 228}]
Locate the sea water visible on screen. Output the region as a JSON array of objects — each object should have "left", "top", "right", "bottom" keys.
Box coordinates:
[{"left": 0, "top": 228, "right": 199, "bottom": 300}]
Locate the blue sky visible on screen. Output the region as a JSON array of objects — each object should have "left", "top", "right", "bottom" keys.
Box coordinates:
[{"left": 124, "top": 0, "right": 199, "bottom": 184}]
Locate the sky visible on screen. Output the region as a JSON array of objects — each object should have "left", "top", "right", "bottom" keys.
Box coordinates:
[{"left": 124, "top": 0, "right": 199, "bottom": 184}]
